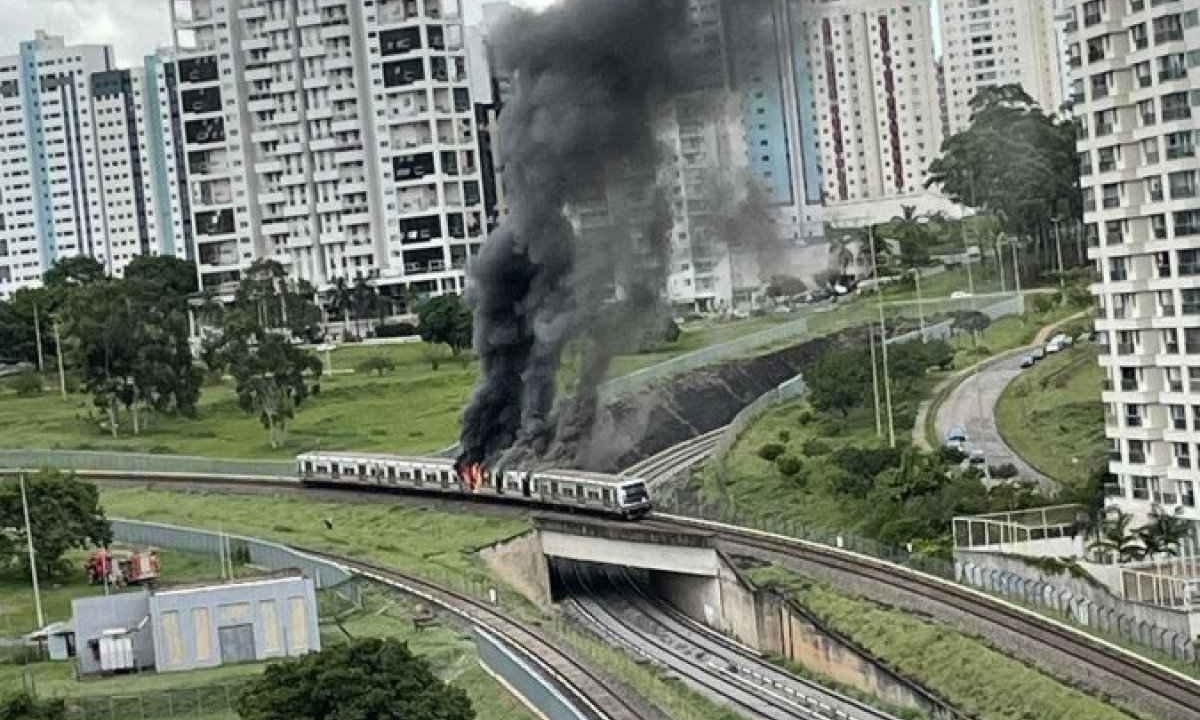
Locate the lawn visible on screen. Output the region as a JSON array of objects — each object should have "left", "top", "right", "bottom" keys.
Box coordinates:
[
  {"left": 0, "top": 548, "right": 230, "bottom": 636},
  {"left": 748, "top": 564, "right": 1137, "bottom": 720},
  {"left": 0, "top": 314, "right": 803, "bottom": 461},
  {"left": 995, "top": 344, "right": 1106, "bottom": 489},
  {"left": 98, "top": 487, "right": 531, "bottom": 586},
  {"left": 5, "top": 584, "right": 537, "bottom": 720}
]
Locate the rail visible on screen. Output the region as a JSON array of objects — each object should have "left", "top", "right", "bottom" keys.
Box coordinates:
[{"left": 110, "top": 520, "right": 645, "bottom": 720}]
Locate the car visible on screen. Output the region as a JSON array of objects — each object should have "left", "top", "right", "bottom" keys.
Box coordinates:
[
  {"left": 1045, "top": 340, "right": 1063, "bottom": 354},
  {"left": 968, "top": 450, "right": 987, "bottom": 466},
  {"left": 944, "top": 426, "right": 968, "bottom": 449},
  {"left": 950, "top": 290, "right": 974, "bottom": 300},
  {"left": 1019, "top": 354, "right": 1035, "bottom": 368},
  {"left": 1051, "top": 333, "right": 1073, "bottom": 347},
  {"left": 1031, "top": 347, "right": 1045, "bottom": 361}
]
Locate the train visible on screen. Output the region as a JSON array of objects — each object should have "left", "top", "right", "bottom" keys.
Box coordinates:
[{"left": 296, "top": 451, "right": 652, "bottom": 519}]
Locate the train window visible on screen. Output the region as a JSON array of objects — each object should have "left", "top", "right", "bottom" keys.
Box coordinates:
[
  {"left": 550, "top": 481, "right": 558, "bottom": 495},
  {"left": 440, "top": 471, "right": 450, "bottom": 483},
  {"left": 562, "top": 485, "right": 575, "bottom": 498},
  {"left": 603, "top": 488, "right": 613, "bottom": 505},
  {"left": 359, "top": 464, "right": 368, "bottom": 476},
  {"left": 343, "top": 464, "right": 354, "bottom": 475},
  {"left": 400, "top": 470, "right": 412, "bottom": 481},
  {"left": 387, "top": 467, "right": 396, "bottom": 480},
  {"left": 585, "top": 489, "right": 600, "bottom": 501}
]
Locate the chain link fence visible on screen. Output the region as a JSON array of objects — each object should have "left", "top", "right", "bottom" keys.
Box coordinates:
[{"left": 60, "top": 684, "right": 244, "bottom": 720}]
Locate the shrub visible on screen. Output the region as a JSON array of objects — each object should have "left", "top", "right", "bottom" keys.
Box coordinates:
[
  {"left": 832, "top": 446, "right": 901, "bottom": 478},
  {"left": 375, "top": 322, "right": 418, "bottom": 338},
  {"left": 1029, "top": 294, "right": 1057, "bottom": 315},
  {"left": 989, "top": 462, "right": 1020, "bottom": 480},
  {"left": 777, "top": 430, "right": 791, "bottom": 442},
  {"left": 796, "top": 410, "right": 815, "bottom": 426},
  {"left": 776, "top": 454, "right": 802, "bottom": 477},
  {"left": 757, "top": 443, "right": 786, "bottom": 461},
  {"left": 938, "top": 446, "right": 967, "bottom": 464},
  {"left": 802, "top": 438, "right": 831, "bottom": 456},
  {"left": 357, "top": 355, "right": 397, "bottom": 376},
  {"left": 12, "top": 372, "right": 43, "bottom": 397}
]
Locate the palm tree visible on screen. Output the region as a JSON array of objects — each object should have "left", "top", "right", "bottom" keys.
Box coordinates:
[
  {"left": 1138, "top": 508, "right": 1193, "bottom": 559},
  {"left": 351, "top": 276, "right": 379, "bottom": 337},
  {"left": 329, "top": 276, "right": 352, "bottom": 339},
  {"left": 1087, "top": 509, "right": 1145, "bottom": 564}
]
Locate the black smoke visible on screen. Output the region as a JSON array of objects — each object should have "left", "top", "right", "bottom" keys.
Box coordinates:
[{"left": 459, "top": 0, "right": 689, "bottom": 466}]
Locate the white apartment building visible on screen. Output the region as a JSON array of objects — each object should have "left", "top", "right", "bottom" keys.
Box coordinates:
[
  {"left": 0, "top": 35, "right": 191, "bottom": 298},
  {"left": 939, "top": 0, "right": 1062, "bottom": 133},
  {"left": 1067, "top": 0, "right": 1200, "bottom": 525},
  {"left": 791, "top": 0, "right": 947, "bottom": 220},
  {"left": 171, "top": 0, "right": 486, "bottom": 305}
]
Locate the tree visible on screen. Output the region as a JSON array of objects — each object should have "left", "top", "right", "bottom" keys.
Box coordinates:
[
  {"left": 0, "top": 693, "right": 65, "bottom": 720},
  {"left": 766, "top": 275, "right": 807, "bottom": 299},
  {"left": 124, "top": 255, "right": 199, "bottom": 297},
  {"left": 224, "top": 332, "right": 323, "bottom": 450},
  {"left": 227, "top": 260, "right": 323, "bottom": 342},
  {"left": 329, "top": 276, "right": 353, "bottom": 338},
  {"left": 0, "top": 470, "right": 112, "bottom": 579},
  {"left": 42, "top": 256, "right": 105, "bottom": 292},
  {"left": 1138, "top": 508, "right": 1192, "bottom": 558},
  {"left": 880, "top": 206, "right": 932, "bottom": 268},
  {"left": 807, "top": 347, "right": 870, "bottom": 417},
  {"left": 416, "top": 294, "right": 473, "bottom": 363},
  {"left": 1087, "top": 509, "right": 1144, "bottom": 563},
  {"left": 351, "top": 275, "right": 380, "bottom": 337},
  {"left": 237, "top": 637, "right": 474, "bottom": 720},
  {"left": 926, "top": 85, "right": 1081, "bottom": 275},
  {"left": 951, "top": 310, "right": 991, "bottom": 347}
]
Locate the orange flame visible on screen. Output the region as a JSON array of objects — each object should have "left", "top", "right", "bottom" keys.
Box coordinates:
[{"left": 457, "top": 462, "right": 486, "bottom": 493}]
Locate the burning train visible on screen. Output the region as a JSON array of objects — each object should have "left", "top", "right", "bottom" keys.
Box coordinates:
[{"left": 295, "top": 452, "right": 652, "bottom": 519}]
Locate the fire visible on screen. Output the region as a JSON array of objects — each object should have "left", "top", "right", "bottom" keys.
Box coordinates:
[{"left": 457, "top": 461, "right": 486, "bottom": 493}]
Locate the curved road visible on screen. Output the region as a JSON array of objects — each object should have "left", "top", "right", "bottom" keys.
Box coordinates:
[{"left": 934, "top": 351, "right": 1052, "bottom": 490}]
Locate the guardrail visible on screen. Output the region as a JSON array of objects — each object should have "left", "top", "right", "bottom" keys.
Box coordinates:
[{"left": 474, "top": 627, "right": 590, "bottom": 720}]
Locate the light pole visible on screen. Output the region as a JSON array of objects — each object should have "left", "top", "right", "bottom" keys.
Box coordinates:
[
  {"left": 1010, "top": 235, "right": 1022, "bottom": 294},
  {"left": 868, "top": 224, "right": 896, "bottom": 448},
  {"left": 914, "top": 268, "right": 926, "bottom": 340},
  {"left": 53, "top": 318, "right": 66, "bottom": 400},
  {"left": 19, "top": 474, "right": 44, "bottom": 630}
]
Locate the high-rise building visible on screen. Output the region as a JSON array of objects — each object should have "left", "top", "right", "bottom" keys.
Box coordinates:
[
  {"left": 1066, "top": 0, "right": 1200, "bottom": 525},
  {"left": 0, "top": 34, "right": 191, "bottom": 299},
  {"left": 789, "top": 0, "right": 949, "bottom": 223},
  {"left": 170, "top": 0, "right": 487, "bottom": 307},
  {"left": 939, "top": 0, "right": 1062, "bottom": 133}
]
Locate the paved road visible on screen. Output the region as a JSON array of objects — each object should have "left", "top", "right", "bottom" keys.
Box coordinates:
[{"left": 935, "top": 349, "right": 1054, "bottom": 490}]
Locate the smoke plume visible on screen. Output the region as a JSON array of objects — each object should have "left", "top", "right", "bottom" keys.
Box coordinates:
[{"left": 459, "top": 0, "right": 688, "bottom": 466}]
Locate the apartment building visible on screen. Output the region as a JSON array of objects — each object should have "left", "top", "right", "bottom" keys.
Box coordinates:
[
  {"left": 171, "top": 0, "right": 486, "bottom": 306},
  {"left": 790, "top": 0, "right": 949, "bottom": 223},
  {"left": 1067, "top": 0, "right": 1200, "bottom": 525},
  {"left": 939, "top": 0, "right": 1062, "bottom": 133},
  {"left": 0, "top": 34, "right": 191, "bottom": 299}
]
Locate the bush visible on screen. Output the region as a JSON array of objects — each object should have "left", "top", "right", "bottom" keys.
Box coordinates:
[
  {"left": 375, "top": 322, "right": 418, "bottom": 338},
  {"left": 356, "top": 356, "right": 397, "bottom": 376},
  {"left": 12, "top": 372, "right": 43, "bottom": 397},
  {"left": 832, "top": 446, "right": 902, "bottom": 478},
  {"left": 757, "top": 443, "right": 786, "bottom": 461},
  {"left": 1029, "top": 293, "right": 1057, "bottom": 315},
  {"left": 938, "top": 446, "right": 967, "bottom": 464},
  {"left": 802, "top": 438, "right": 831, "bottom": 456},
  {"left": 776, "top": 454, "right": 802, "bottom": 477},
  {"left": 797, "top": 411, "right": 815, "bottom": 426},
  {"left": 777, "top": 430, "right": 791, "bottom": 443},
  {"left": 989, "top": 462, "right": 1020, "bottom": 479}
]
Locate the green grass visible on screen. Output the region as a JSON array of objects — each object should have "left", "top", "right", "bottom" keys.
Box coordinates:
[
  {"left": 748, "top": 565, "right": 1137, "bottom": 720},
  {"left": 6, "top": 584, "right": 536, "bottom": 720},
  {"left": 98, "top": 487, "right": 530, "bottom": 586},
  {"left": 0, "top": 549, "right": 230, "bottom": 636},
  {"left": 995, "top": 344, "right": 1106, "bottom": 489}
]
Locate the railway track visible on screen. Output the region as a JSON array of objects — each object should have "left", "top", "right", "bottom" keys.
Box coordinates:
[
  {"left": 650, "top": 514, "right": 1200, "bottom": 720},
  {"left": 297, "top": 548, "right": 653, "bottom": 720},
  {"left": 622, "top": 427, "right": 725, "bottom": 485},
  {"left": 559, "top": 559, "right": 899, "bottom": 720}
]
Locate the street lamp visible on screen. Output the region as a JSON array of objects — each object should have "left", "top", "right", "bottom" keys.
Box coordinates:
[
  {"left": 867, "top": 223, "right": 896, "bottom": 448},
  {"left": 1052, "top": 217, "right": 1066, "bottom": 287}
]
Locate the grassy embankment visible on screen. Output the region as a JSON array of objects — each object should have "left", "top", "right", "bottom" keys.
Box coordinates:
[
  {"left": 995, "top": 343, "right": 1106, "bottom": 489},
  {"left": 748, "top": 565, "right": 1138, "bottom": 720}
]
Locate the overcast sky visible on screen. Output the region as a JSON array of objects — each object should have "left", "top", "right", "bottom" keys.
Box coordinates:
[{"left": 0, "top": 0, "right": 937, "bottom": 69}]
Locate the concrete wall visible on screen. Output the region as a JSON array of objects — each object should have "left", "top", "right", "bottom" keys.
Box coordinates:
[
  {"left": 540, "top": 530, "right": 720, "bottom": 577},
  {"left": 759, "top": 592, "right": 948, "bottom": 718},
  {"left": 72, "top": 591, "right": 154, "bottom": 675},
  {"left": 651, "top": 571, "right": 724, "bottom": 633},
  {"left": 480, "top": 531, "right": 553, "bottom": 608},
  {"left": 955, "top": 550, "right": 1196, "bottom": 645},
  {"left": 149, "top": 577, "right": 320, "bottom": 673}
]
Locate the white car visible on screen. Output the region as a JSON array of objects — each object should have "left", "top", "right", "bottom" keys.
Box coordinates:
[
  {"left": 950, "top": 291, "right": 974, "bottom": 300},
  {"left": 1045, "top": 340, "right": 1063, "bottom": 354}
]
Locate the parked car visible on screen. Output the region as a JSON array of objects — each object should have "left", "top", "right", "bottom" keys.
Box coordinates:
[
  {"left": 945, "top": 426, "right": 968, "bottom": 450},
  {"left": 1019, "top": 354, "right": 1036, "bottom": 368},
  {"left": 950, "top": 290, "right": 974, "bottom": 300},
  {"left": 1051, "top": 333, "right": 1073, "bottom": 347},
  {"left": 1031, "top": 347, "right": 1045, "bottom": 361},
  {"left": 1045, "top": 340, "right": 1063, "bottom": 354}
]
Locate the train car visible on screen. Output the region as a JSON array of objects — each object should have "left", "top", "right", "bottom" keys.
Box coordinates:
[{"left": 296, "top": 452, "right": 651, "bottom": 519}]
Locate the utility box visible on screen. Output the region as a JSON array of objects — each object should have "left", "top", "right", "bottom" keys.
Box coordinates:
[{"left": 98, "top": 631, "right": 134, "bottom": 672}]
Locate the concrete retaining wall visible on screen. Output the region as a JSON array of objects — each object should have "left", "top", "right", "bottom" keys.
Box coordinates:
[{"left": 480, "top": 531, "right": 553, "bottom": 608}]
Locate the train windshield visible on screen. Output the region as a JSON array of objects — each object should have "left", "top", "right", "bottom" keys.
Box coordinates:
[{"left": 621, "top": 483, "right": 649, "bottom": 504}]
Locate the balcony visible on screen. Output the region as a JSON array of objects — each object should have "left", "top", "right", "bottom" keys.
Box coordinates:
[
  {"left": 1163, "top": 106, "right": 1191, "bottom": 122},
  {"left": 1162, "top": 304, "right": 1177, "bottom": 316},
  {"left": 1167, "top": 145, "right": 1194, "bottom": 160},
  {"left": 1155, "top": 29, "right": 1184, "bottom": 43},
  {"left": 1118, "top": 342, "right": 1136, "bottom": 354},
  {"left": 1103, "top": 194, "right": 1122, "bottom": 209},
  {"left": 1122, "top": 379, "right": 1141, "bottom": 392},
  {"left": 1129, "top": 451, "right": 1147, "bottom": 464},
  {"left": 1096, "top": 122, "right": 1115, "bottom": 137},
  {"left": 1084, "top": 10, "right": 1103, "bottom": 26}
]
